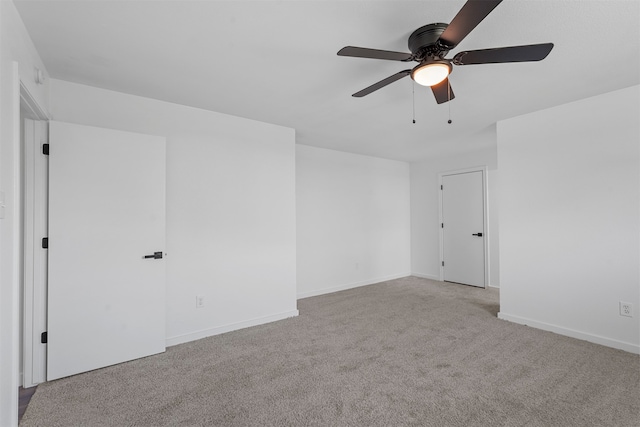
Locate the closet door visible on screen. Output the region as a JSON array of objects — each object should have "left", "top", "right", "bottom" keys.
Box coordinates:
[
  {"left": 47, "top": 121, "right": 166, "bottom": 380},
  {"left": 442, "top": 170, "right": 485, "bottom": 287}
]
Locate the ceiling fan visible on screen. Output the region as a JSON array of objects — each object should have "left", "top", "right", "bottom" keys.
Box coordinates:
[{"left": 337, "top": 0, "right": 553, "bottom": 104}]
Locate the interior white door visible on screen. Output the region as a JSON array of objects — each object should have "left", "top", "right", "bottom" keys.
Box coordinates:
[
  {"left": 442, "top": 171, "right": 485, "bottom": 287},
  {"left": 47, "top": 121, "right": 166, "bottom": 381}
]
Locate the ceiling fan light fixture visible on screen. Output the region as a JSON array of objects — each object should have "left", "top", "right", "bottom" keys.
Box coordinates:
[{"left": 411, "top": 61, "right": 452, "bottom": 87}]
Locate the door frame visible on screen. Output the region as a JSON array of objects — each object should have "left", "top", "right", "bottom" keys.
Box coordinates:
[
  {"left": 21, "top": 81, "right": 50, "bottom": 387},
  {"left": 438, "top": 166, "right": 489, "bottom": 287}
]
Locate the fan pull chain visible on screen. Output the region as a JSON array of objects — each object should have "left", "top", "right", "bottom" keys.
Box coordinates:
[
  {"left": 447, "top": 78, "right": 452, "bottom": 124},
  {"left": 412, "top": 82, "right": 416, "bottom": 124}
]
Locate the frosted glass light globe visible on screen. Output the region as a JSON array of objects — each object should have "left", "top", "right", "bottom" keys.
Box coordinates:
[{"left": 411, "top": 62, "right": 451, "bottom": 87}]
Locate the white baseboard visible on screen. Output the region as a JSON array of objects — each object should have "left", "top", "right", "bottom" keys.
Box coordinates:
[
  {"left": 165, "top": 309, "right": 299, "bottom": 347},
  {"left": 498, "top": 312, "right": 640, "bottom": 355},
  {"left": 410, "top": 272, "right": 440, "bottom": 281},
  {"left": 297, "top": 273, "right": 411, "bottom": 299}
]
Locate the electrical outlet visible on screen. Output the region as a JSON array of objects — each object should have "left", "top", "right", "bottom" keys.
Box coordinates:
[
  {"left": 619, "top": 302, "right": 633, "bottom": 318},
  {"left": 196, "top": 295, "right": 205, "bottom": 309}
]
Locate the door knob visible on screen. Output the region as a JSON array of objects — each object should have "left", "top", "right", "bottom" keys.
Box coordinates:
[
  {"left": 472, "top": 233, "right": 483, "bottom": 237},
  {"left": 143, "top": 251, "right": 163, "bottom": 259}
]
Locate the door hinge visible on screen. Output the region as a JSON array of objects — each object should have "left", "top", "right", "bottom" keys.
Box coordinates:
[
  {"left": 441, "top": 184, "right": 443, "bottom": 190},
  {"left": 442, "top": 261, "right": 445, "bottom": 266},
  {"left": 441, "top": 223, "right": 444, "bottom": 228},
  {"left": 41, "top": 331, "right": 47, "bottom": 344},
  {"left": 43, "top": 144, "right": 50, "bottom": 155},
  {"left": 42, "top": 237, "right": 48, "bottom": 249}
]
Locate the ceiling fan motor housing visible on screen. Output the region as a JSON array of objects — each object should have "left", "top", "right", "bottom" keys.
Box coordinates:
[{"left": 408, "top": 23, "right": 450, "bottom": 61}]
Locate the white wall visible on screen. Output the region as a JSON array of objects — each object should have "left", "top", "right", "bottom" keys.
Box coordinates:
[
  {"left": 49, "top": 79, "right": 298, "bottom": 347},
  {"left": 410, "top": 126, "right": 500, "bottom": 286},
  {"left": 0, "top": 1, "right": 50, "bottom": 425},
  {"left": 497, "top": 85, "right": 640, "bottom": 353},
  {"left": 296, "top": 145, "right": 410, "bottom": 298}
]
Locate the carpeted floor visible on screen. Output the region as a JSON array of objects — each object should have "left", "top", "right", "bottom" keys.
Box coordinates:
[{"left": 21, "top": 277, "right": 640, "bottom": 426}]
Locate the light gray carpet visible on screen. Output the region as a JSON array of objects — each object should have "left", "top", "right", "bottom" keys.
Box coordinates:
[{"left": 21, "top": 277, "right": 640, "bottom": 426}]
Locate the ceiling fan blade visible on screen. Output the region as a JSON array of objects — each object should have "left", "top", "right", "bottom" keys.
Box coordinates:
[
  {"left": 431, "top": 78, "right": 455, "bottom": 104},
  {"left": 352, "top": 70, "right": 411, "bottom": 97},
  {"left": 438, "top": 0, "right": 503, "bottom": 49},
  {"left": 453, "top": 43, "right": 554, "bottom": 65},
  {"left": 338, "top": 46, "right": 412, "bottom": 61}
]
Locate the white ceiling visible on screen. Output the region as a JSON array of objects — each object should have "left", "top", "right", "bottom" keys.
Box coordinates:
[{"left": 14, "top": 0, "right": 640, "bottom": 162}]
